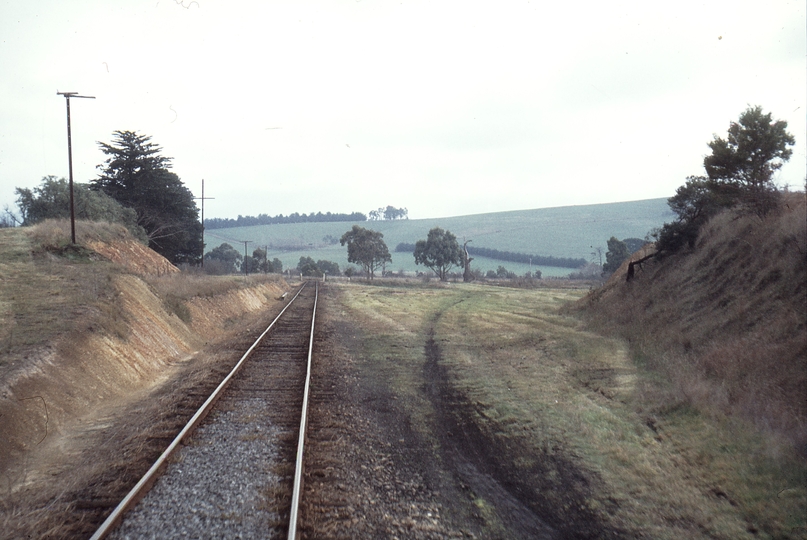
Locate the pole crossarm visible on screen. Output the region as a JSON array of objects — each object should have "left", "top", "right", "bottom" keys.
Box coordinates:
[
  {"left": 57, "top": 92, "right": 96, "bottom": 99},
  {"left": 241, "top": 240, "right": 253, "bottom": 275},
  {"left": 194, "top": 179, "right": 215, "bottom": 268}
]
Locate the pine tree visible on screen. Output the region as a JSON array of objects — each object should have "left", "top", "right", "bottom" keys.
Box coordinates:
[{"left": 93, "top": 131, "right": 203, "bottom": 264}]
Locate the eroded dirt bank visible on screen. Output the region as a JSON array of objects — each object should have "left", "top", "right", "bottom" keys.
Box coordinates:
[{"left": 0, "top": 229, "right": 294, "bottom": 537}]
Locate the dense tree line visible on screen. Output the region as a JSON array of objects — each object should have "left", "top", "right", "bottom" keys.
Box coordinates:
[
  {"left": 395, "top": 242, "right": 585, "bottom": 269},
  {"left": 205, "top": 211, "right": 367, "bottom": 229}
]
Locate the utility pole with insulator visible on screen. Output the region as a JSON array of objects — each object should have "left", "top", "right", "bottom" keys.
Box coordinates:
[
  {"left": 194, "top": 179, "right": 215, "bottom": 268},
  {"left": 57, "top": 91, "right": 95, "bottom": 244},
  {"left": 241, "top": 240, "right": 252, "bottom": 276}
]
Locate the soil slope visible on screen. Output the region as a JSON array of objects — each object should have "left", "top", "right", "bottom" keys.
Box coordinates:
[
  {"left": 0, "top": 221, "right": 291, "bottom": 537},
  {"left": 577, "top": 193, "right": 807, "bottom": 450}
]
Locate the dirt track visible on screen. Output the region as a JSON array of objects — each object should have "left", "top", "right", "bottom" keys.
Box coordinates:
[{"left": 300, "top": 286, "right": 618, "bottom": 539}]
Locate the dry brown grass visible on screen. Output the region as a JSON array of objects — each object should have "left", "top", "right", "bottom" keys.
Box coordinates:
[
  {"left": 28, "top": 219, "right": 132, "bottom": 251},
  {"left": 0, "top": 222, "right": 292, "bottom": 538},
  {"left": 145, "top": 272, "right": 284, "bottom": 300},
  {"left": 575, "top": 192, "right": 807, "bottom": 452}
]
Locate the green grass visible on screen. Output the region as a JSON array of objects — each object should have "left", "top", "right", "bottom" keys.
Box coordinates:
[
  {"left": 205, "top": 198, "right": 672, "bottom": 276},
  {"left": 333, "top": 281, "right": 806, "bottom": 539}
]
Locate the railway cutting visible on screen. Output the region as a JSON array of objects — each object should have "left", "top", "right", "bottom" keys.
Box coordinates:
[{"left": 95, "top": 282, "right": 319, "bottom": 539}]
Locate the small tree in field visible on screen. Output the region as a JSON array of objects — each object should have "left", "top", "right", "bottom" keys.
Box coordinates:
[
  {"left": 340, "top": 225, "right": 391, "bottom": 280},
  {"left": 413, "top": 227, "right": 464, "bottom": 281}
]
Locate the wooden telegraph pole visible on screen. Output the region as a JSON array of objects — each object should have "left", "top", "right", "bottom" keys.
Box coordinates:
[
  {"left": 57, "top": 91, "right": 95, "bottom": 244},
  {"left": 194, "top": 179, "right": 215, "bottom": 268}
]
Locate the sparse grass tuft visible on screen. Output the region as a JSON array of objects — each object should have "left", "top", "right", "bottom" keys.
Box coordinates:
[{"left": 163, "top": 294, "right": 192, "bottom": 324}]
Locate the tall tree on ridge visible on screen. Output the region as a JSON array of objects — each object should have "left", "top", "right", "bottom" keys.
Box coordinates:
[
  {"left": 704, "top": 105, "right": 795, "bottom": 215},
  {"left": 92, "top": 130, "right": 203, "bottom": 264}
]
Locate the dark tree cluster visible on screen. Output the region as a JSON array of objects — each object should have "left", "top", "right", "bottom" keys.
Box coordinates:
[
  {"left": 204, "top": 243, "right": 283, "bottom": 275},
  {"left": 654, "top": 106, "right": 795, "bottom": 256},
  {"left": 204, "top": 242, "right": 242, "bottom": 275},
  {"left": 296, "top": 256, "right": 340, "bottom": 277},
  {"left": 486, "top": 266, "right": 517, "bottom": 279},
  {"left": 396, "top": 242, "right": 586, "bottom": 269},
  {"left": 601, "top": 237, "right": 646, "bottom": 275},
  {"left": 602, "top": 237, "right": 630, "bottom": 274},
  {"left": 205, "top": 211, "right": 367, "bottom": 230},
  {"left": 243, "top": 247, "right": 283, "bottom": 275},
  {"left": 92, "top": 131, "right": 203, "bottom": 264}
]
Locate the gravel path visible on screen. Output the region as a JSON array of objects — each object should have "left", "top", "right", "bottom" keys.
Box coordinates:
[{"left": 109, "top": 398, "right": 284, "bottom": 539}]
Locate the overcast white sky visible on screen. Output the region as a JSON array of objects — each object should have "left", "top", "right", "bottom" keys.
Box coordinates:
[{"left": 1, "top": 0, "right": 804, "bottom": 220}]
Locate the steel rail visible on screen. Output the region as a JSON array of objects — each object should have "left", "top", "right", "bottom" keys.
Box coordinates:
[
  {"left": 89, "top": 283, "right": 309, "bottom": 540},
  {"left": 287, "top": 281, "right": 318, "bottom": 540}
]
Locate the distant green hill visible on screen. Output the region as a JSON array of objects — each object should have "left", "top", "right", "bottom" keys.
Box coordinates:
[{"left": 204, "top": 198, "right": 673, "bottom": 277}]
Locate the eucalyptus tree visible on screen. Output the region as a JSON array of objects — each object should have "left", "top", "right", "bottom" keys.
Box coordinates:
[
  {"left": 340, "top": 225, "right": 391, "bottom": 279},
  {"left": 413, "top": 227, "right": 463, "bottom": 281}
]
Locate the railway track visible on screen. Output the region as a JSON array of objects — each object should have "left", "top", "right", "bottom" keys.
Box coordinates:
[{"left": 91, "top": 281, "right": 319, "bottom": 539}]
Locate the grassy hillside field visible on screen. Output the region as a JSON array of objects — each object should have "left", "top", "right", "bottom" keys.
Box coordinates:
[{"left": 204, "top": 198, "right": 672, "bottom": 277}]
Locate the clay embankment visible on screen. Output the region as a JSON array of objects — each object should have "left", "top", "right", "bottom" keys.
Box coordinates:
[{"left": 0, "top": 227, "right": 290, "bottom": 490}]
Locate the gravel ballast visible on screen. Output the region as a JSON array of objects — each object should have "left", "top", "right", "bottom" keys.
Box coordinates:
[{"left": 109, "top": 398, "right": 283, "bottom": 539}]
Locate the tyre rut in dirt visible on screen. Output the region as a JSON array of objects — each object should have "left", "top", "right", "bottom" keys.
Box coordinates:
[{"left": 91, "top": 282, "right": 319, "bottom": 539}]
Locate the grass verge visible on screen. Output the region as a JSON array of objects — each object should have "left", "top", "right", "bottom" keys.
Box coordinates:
[{"left": 332, "top": 281, "right": 806, "bottom": 538}]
